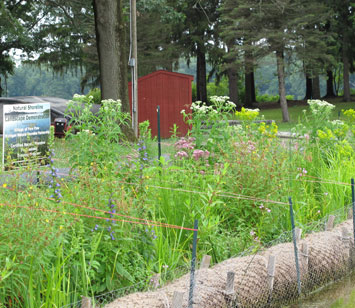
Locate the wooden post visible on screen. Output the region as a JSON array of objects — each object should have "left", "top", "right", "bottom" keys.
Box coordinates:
[
  {"left": 81, "top": 297, "right": 92, "bottom": 308},
  {"left": 348, "top": 208, "right": 353, "bottom": 220},
  {"left": 326, "top": 215, "right": 336, "bottom": 231},
  {"left": 224, "top": 271, "right": 236, "bottom": 307},
  {"left": 295, "top": 228, "right": 302, "bottom": 242},
  {"left": 225, "top": 271, "right": 235, "bottom": 295},
  {"left": 267, "top": 255, "right": 276, "bottom": 291},
  {"left": 342, "top": 227, "right": 351, "bottom": 243},
  {"left": 341, "top": 227, "right": 353, "bottom": 267},
  {"left": 150, "top": 273, "right": 161, "bottom": 289},
  {"left": 301, "top": 243, "right": 309, "bottom": 267},
  {"left": 200, "top": 255, "right": 211, "bottom": 269},
  {"left": 172, "top": 291, "right": 184, "bottom": 308}
]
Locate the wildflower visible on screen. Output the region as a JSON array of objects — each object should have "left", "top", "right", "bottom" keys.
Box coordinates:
[
  {"left": 192, "top": 149, "right": 210, "bottom": 160},
  {"left": 2, "top": 183, "right": 7, "bottom": 188},
  {"left": 162, "top": 264, "right": 169, "bottom": 269},
  {"left": 266, "top": 208, "right": 271, "bottom": 213},
  {"left": 259, "top": 204, "right": 264, "bottom": 209},
  {"left": 250, "top": 230, "right": 255, "bottom": 236},
  {"left": 175, "top": 151, "right": 188, "bottom": 159},
  {"left": 297, "top": 167, "right": 307, "bottom": 177}
]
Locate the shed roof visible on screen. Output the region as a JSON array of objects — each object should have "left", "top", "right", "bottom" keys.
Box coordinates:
[{"left": 136, "top": 70, "right": 194, "bottom": 83}]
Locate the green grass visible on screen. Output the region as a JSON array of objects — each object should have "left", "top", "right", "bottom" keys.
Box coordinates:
[
  {"left": 259, "top": 99, "right": 355, "bottom": 131},
  {"left": 331, "top": 290, "right": 355, "bottom": 308}
]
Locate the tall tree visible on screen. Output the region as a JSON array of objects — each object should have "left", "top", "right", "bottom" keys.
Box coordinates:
[
  {"left": 221, "top": 0, "right": 330, "bottom": 121},
  {"left": 325, "top": 0, "right": 355, "bottom": 102},
  {"left": 93, "top": 0, "right": 127, "bottom": 102},
  {"left": 0, "top": 0, "right": 46, "bottom": 96},
  {"left": 167, "top": 0, "right": 220, "bottom": 103}
]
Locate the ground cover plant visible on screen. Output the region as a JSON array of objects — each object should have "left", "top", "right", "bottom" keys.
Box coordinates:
[{"left": 1, "top": 96, "right": 355, "bottom": 307}]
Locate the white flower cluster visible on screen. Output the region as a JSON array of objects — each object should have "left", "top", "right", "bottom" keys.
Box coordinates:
[
  {"left": 189, "top": 96, "right": 237, "bottom": 116},
  {"left": 190, "top": 101, "right": 217, "bottom": 114},
  {"left": 244, "top": 108, "right": 260, "bottom": 113},
  {"left": 331, "top": 120, "right": 344, "bottom": 126},
  {"left": 210, "top": 95, "right": 236, "bottom": 110},
  {"left": 73, "top": 94, "right": 86, "bottom": 100},
  {"left": 101, "top": 99, "right": 122, "bottom": 112},
  {"left": 308, "top": 99, "right": 335, "bottom": 114}
]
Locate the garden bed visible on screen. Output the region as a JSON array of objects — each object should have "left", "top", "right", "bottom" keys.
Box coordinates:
[{"left": 1, "top": 97, "right": 355, "bottom": 307}]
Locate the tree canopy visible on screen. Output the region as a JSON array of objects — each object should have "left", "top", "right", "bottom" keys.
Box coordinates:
[{"left": 0, "top": 0, "right": 355, "bottom": 122}]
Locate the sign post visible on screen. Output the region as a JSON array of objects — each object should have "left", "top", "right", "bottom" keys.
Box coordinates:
[{"left": 2, "top": 103, "right": 50, "bottom": 170}]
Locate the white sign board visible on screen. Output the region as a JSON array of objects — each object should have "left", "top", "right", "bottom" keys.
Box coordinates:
[{"left": 2, "top": 103, "right": 50, "bottom": 169}]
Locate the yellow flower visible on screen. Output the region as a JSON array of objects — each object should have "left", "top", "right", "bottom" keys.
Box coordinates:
[
  {"left": 2, "top": 183, "right": 7, "bottom": 188},
  {"left": 60, "top": 226, "right": 63, "bottom": 230},
  {"left": 45, "top": 219, "right": 49, "bottom": 223}
]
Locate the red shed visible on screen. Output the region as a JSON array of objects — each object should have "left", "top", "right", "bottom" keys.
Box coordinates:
[{"left": 129, "top": 70, "right": 194, "bottom": 138}]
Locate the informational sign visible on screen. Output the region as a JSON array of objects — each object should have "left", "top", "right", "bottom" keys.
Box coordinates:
[{"left": 2, "top": 103, "right": 50, "bottom": 169}]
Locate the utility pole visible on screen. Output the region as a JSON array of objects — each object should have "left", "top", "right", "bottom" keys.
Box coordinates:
[{"left": 129, "top": 0, "right": 138, "bottom": 137}]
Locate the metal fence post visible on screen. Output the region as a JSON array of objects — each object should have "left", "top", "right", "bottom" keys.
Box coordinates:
[
  {"left": 289, "top": 197, "right": 301, "bottom": 295},
  {"left": 188, "top": 219, "right": 198, "bottom": 308}
]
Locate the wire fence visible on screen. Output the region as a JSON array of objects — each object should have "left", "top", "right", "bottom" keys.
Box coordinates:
[
  {"left": 50, "top": 199, "right": 355, "bottom": 308},
  {"left": 1, "top": 160, "right": 355, "bottom": 307}
]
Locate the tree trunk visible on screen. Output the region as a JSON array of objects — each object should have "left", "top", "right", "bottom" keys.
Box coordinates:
[
  {"left": 343, "top": 47, "right": 351, "bottom": 102},
  {"left": 276, "top": 50, "right": 289, "bottom": 122},
  {"left": 305, "top": 74, "right": 313, "bottom": 100},
  {"left": 325, "top": 70, "right": 336, "bottom": 98},
  {"left": 196, "top": 46, "right": 207, "bottom": 103},
  {"left": 244, "top": 72, "right": 253, "bottom": 108},
  {"left": 251, "top": 71, "right": 256, "bottom": 103},
  {"left": 93, "top": 0, "right": 134, "bottom": 139},
  {"left": 227, "top": 66, "right": 239, "bottom": 107},
  {"left": 312, "top": 75, "right": 321, "bottom": 99}
]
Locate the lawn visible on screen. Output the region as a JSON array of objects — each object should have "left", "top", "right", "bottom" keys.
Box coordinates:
[{"left": 259, "top": 98, "right": 355, "bottom": 131}]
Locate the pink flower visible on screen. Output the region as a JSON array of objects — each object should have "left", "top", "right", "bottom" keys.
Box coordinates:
[
  {"left": 175, "top": 151, "right": 188, "bottom": 159},
  {"left": 174, "top": 137, "right": 195, "bottom": 150},
  {"left": 192, "top": 149, "right": 210, "bottom": 160}
]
